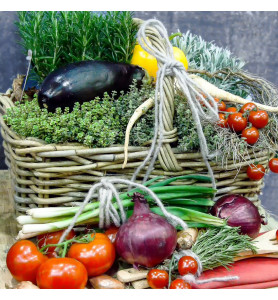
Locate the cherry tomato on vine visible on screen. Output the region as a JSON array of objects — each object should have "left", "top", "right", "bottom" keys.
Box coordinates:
[
  {"left": 241, "top": 127, "right": 260, "bottom": 145},
  {"left": 104, "top": 226, "right": 119, "bottom": 244},
  {"left": 247, "top": 164, "right": 266, "bottom": 181},
  {"left": 249, "top": 110, "right": 269, "bottom": 129},
  {"left": 147, "top": 269, "right": 169, "bottom": 289},
  {"left": 36, "top": 257, "right": 87, "bottom": 289},
  {"left": 6, "top": 240, "right": 48, "bottom": 284},
  {"left": 169, "top": 279, "right": 192, "bottom": 289},
  {"left": 37, "top": 229, "right": 76, "bottom": 258},
  {"left": 217, "top": 113, "right": 228, "bottom": 128},
  {"left": 178, "top": 256, "right": 198, "bottom": 276},
  {"left": 226, "top": 106, "right": 237, "bottom": 113},
  {"left": 269, "top": 158, "right": 278, "bottom": 173},
  {"left": 227, "top": 112, "right": 247, "bottom": 132},
  {"left": 214, "top": 98, "right": 226, "bottom": 112},
  {"left": 240, "top": 102, "right": 257, "bottom": 113},
  {"left": 67, "top": 233, "right": 115, "bottom": 277}
]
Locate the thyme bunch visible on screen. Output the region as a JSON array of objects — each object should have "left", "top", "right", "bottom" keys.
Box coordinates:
[{"left": 16, "top": 11, "right": 138, "bottom": 82}]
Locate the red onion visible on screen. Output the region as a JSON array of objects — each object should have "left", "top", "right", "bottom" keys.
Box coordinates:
[
  {"left": 210, "top": 194, "right": 265, "bottom": 238},
  {"left": 115, "top": 193, "right": 177, "bottom": 268}
]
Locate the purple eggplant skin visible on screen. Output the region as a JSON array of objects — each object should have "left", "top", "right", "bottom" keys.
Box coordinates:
[{"left": 38, "top": 60, "right": 146, "bottom": 112}]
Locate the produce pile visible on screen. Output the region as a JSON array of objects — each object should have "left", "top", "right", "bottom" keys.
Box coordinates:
[{"left": 3, "top": 11, "right": 278, "bottom": 289}]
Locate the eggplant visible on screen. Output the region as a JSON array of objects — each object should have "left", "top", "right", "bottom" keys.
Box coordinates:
[{"left": 38, "top": 60, "right": 146, "bottom": 112}]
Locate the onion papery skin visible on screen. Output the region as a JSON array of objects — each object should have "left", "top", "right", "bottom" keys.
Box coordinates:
[
  {"left": 115, "top": 193, "right": 177, "bottom": 268},
  {"left": 210, "top": 194, "right": 263, "bottom": 238}
]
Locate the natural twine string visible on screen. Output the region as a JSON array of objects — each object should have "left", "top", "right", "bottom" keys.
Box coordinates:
[
  {"left": 131, "top": 19, "right": 219, "bottom": 189},
  {"left": 20, "top": 50, "right": 32, "bottom": 102},
  {"left": 174, "top": 250, "right": 239, "bottom": 285},
  {"left": 58, "top": 178, "right": 188, "bottom": 244}
]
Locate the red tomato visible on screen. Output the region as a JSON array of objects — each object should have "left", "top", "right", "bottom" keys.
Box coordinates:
[
  {"left": 249, "top": 110, "right": 269, "bottom": 129},
  {"left": 178, "top": 256, "right": 198, "bottom": 276},
  {"left": 247, "top": 164, "right": 266, "bottom": 181},
  {"left": 227, "top": 112, "right": 247, "bottom": 132},
  {"left": 6, "top": 240, "right": 48, "bottom": 284},
  {"left": 240, "top": 102, "right": 257, "bottom": 113},
  {"left": 169, "top": 279, "right": 192, "bottom": 289},
  {"left": 67, "top": 233, "right": 115, "bottom": 277},
  {"left": 217, "top": 113, "right": 228, "bottom": 128},
  {"left": 37, "top": 229, "right": 76, "bottom": 258},
  {"left": 104, "top": 226, "right": 119, "bottom": 244},
  {"left": 147, "top": 269, "right": 169, "bottom": 289},
  {"left": 276, "top": 230, "right": 278, "bottom": 241},
  {"left": 269, "top": 158, "right": 278, "bottom": 173},
  {"left": 226, "top": 106, "right": 237, "bottom": 113},
  {"left": 36, "top": 257, "right": 87, "bottom": 289},
  {"left": 241, "top": 127, "right": 260, "bottom": 145},
  {"left": 214, "top": 98, "right": 226, "bottom": 112}
]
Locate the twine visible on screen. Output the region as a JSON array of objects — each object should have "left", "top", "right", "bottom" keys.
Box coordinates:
[
  {"left": 131, "top": 19, "right": 219, "bottom": 189},
  {"left": 174, "top": 250, "right": 239, "bottom": 285},
  {"left": 58, "top": 178, "right": 188, "bottom": 244}
]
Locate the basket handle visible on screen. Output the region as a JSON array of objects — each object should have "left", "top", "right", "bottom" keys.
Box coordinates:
[{"left": 133, "top": 18, "right": 182, "bottom": 172}]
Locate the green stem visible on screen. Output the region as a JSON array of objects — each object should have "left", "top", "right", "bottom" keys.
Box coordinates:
[{"left": 169, "top": 32, "right": 183, "bottom": 41}]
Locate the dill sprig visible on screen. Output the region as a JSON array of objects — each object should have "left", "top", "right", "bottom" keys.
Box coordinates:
[{"left": 16, "top": 11, "right": 138, "bottom": 82}]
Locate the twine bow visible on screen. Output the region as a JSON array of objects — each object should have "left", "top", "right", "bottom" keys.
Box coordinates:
[
  {"left": 131, "top": 19, "right": 219, "bottom": 189},
  {"left": 58, "top": 177, "right": 188, "bottom": 244}
]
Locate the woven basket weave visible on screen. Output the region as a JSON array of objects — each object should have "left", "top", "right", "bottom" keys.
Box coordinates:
[{"left": 0, "top": 19, "right": 274, "bottom": 215}]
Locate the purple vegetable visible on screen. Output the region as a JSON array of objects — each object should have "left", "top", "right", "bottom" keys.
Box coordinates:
[
  {"left": 115, "top": 193, "right": 177, "bottom": 268},
  {"left": 210, "top": 194, "right": 265, "bottom": 238}
]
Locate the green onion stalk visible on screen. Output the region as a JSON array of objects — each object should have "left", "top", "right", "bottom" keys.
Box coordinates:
[{"left": 17, "top": 175, "right": 226, "bottom": 239}]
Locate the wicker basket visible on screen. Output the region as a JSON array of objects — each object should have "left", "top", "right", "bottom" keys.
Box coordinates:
[{"left": 0, "top": 19, "right": 275, "bottom": 216}]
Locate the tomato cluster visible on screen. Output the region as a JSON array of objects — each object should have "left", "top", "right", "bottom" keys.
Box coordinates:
[
  {"left": 147, "top": 255, "right": 198, "bottom": 289},
  {"left": 214, "top": 100, "right": 269, "bottom": 146},
  {"left": 6, "top": 229, "right": 117, "bottom": 289}
]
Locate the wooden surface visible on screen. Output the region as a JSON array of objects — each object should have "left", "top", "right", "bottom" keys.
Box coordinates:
[{"left": 0, "top": 170, "right": 18, "bottom": 289}]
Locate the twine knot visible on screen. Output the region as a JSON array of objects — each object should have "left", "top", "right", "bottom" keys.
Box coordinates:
[
  {"left": 174, "top": 249, "right": 239, "bottom": 286},
  {"left": 163, "top": 60, "right": 185, "bottom": 76}
]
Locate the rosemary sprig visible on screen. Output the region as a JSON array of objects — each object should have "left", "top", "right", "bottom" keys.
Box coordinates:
[
  {"left": 161, "top": 227, "right": 257, "bottom": 273},
  {"left": 16, "top": 11, "right": 138, "bottom": 82}
]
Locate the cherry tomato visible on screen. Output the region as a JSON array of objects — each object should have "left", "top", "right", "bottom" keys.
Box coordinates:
[
  {"left": 169, "top": 279, "right": 192, "bottom": 289},
  {"left": 276, "top": 229, "right": 278, "bottom": 241},
  {"left": 37, "top": 229, "right": 76, "bottom": 258},
  {"left": 226, "top": 106, "right": 237, "bottom": 113},
  {"left": 178, "top": 256, "right": 198, "bottom": 276},
  {"left": 247, "top": 164, "right": 266, "bottom": 181},
  {"left": 104, "top": 226, "right": 119, "bottom": 244},
  {"left": 6, "top": 240, "right": 48, "bottom": 284},
  {"left": 67, "top": 233, "right": 115, "bottom": 277},
  {"left": 240, "top": 102, "right": 257, "bottom": 113},
  {"left": 217, "top": 113, "right": 228, "bottom": 128},
  {"left": 147, "top": 269, "right": 169, "bottom": 289},
  {"left": 214, "top": 98, "right": 226, "bottom": 112},
  {"left": 36, "top": 257, "right": 87, "bottom": 289},
  {"left": 241, "top": 127, "right": 260, "bottom": 145},
  {"left": 249, "top": 110, "right": 269, "bottom": 129},
  {"left": 269, "top": 158, "right": 278, "bottom": 173},
  {"left": 227, "top": 112, "right": 247, "bottom": 132}
]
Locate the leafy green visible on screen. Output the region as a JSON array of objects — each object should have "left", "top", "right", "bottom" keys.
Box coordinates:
[{"left": 16, "top": 11, "right": 138, "bottom": 82}]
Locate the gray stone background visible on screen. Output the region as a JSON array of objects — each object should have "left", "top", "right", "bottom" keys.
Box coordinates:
[{"left": 0, "top": 11, "right": 278, "bottom": 215}]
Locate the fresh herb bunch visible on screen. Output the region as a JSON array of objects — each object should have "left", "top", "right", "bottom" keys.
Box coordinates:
[
  {"left": 3, "top": 80, "right": 154, "bottom": 148},
  {"left": 16, "top": 11, "right": 138, "bottom": 82},
  {"left": 171, "top": 31, "right": 248, "bottom": 98},
  {"left": 162, "top": 227, "right": 257, "bottom": 273}
]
